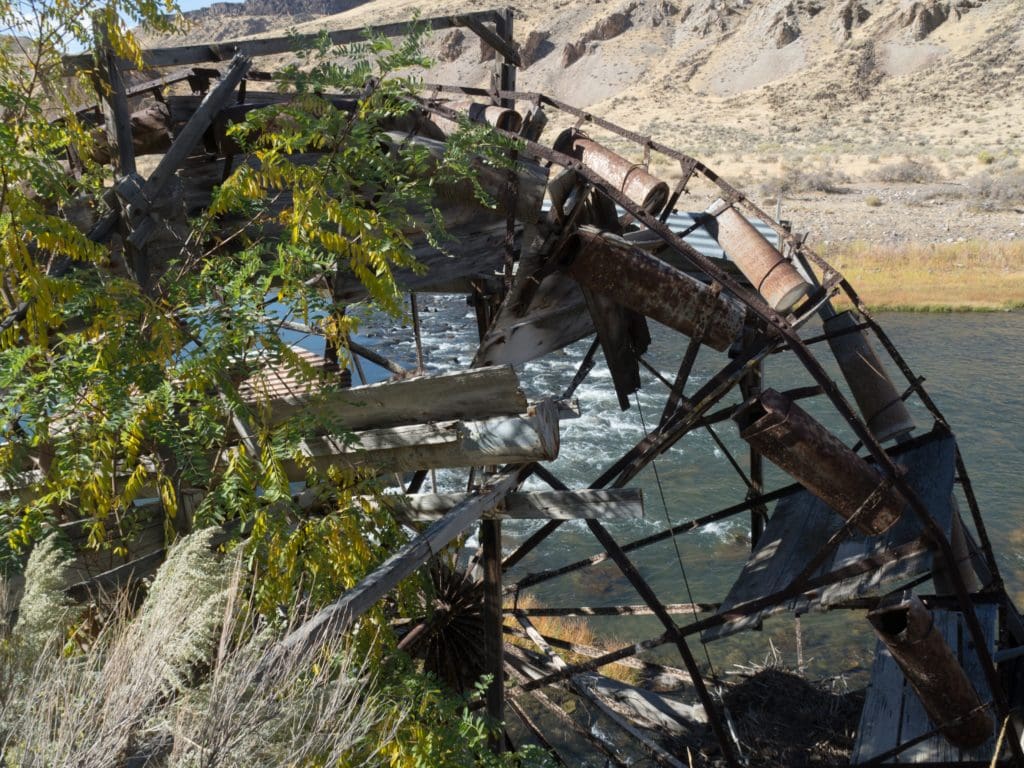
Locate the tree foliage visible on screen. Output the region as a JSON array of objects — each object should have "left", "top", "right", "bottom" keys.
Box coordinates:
[{"left": 0, "top": 3, "right": 548, "bottom": 766}]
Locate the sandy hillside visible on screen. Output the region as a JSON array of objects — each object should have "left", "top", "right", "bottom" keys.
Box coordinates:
[{"left": 140, "top": 0, "right": 1024, "bottom": 245}]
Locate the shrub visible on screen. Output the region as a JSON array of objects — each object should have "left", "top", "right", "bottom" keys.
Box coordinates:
[
  {"left": 977, "top": 150, "right": 996, "bottom": 165},
  {"left": 760, "top": 164, "right": 850, "bottom": 196},
  {"left": 873, "top": 158, "right": 940, "bottom": 183},
  {"left": 865, "top": 195, "right": 883, "bottom": 207},
  {"left": 967, "top": 166, "right": 1024, "bottom": 211}
]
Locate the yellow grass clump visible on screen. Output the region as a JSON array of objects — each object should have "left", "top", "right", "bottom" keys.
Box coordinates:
[
  {"left": 503, "top": 594, "right": 639, "bottom": 685},
  {"left": 824, "top": 239, "right": 1024, "bottom": 312}
]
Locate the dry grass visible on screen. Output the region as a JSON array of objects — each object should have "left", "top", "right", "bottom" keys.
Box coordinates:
[
  {"left": 0, "top": 531, "right": 395, "bottom": 768},
  {"left": 503, "top": 594, "right": 639, "bottom": 684},
  {"left": 823, "top": 239, "right": 1024, "bottom": 311}
]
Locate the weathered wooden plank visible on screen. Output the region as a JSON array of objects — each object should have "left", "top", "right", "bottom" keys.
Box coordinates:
[
  {"left": 704, "top": 432, "right": 957, "bottom": 641},
  {"left": 289, "top": 400, "right": 560, "bottom": 476},
  {"left": 377, "top": 488, "right": 643, "bottom": 522},
  {"left": 513, "top": 614, "right": 689, "bottom": 768},
  {"left": 278, "top": 469, "right": 523, "bottom": 660},
  {"left": 244, "top": 364, "right": 528, "bottom": 431},
  {"left": 581, "top": 674, "right": 708, "bottom": 735},
  {"left": 63, "top": 12, "right": 507, "bottom": 71},
  {"left": 851, "top": 642, "right": 906, "bottom": 762}
]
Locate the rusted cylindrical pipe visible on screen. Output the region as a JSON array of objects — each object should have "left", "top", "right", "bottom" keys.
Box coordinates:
[
  {"left": 428, "top": 101, "right": 524, "bottom": 137},
  {"left": 867, "top": 595, "right": 994, "bottom": 748},
  {"left": 566, "top": 226, "right": 746, "bottom": 352},
  {"left": 825, "top": 310, "right": 915, "bottom": 444},
  {"left": 733, "top": 388, "right": 905, "bottom": 535},
  {"left": 705, "top": 198, "right": 810, "bottom": 313},
  {"left": 554, "top": 129, "right": 670, "bottom": 214}
]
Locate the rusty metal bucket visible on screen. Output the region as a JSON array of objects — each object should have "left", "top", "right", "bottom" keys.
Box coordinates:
[
  {"left": 554, "top": 129, "right": 670, "bottom": 215},
  {"left": 705, "top": 199, "right": 810, "bottom": 314},
  {"left": 825, "top": 310, "right": 915, "bottom": 444},
  {"left": 734, "top": 388, "right": 905, "bottom": 535},
  {"left": 867, "top": 594, "right": 994, "bottom": 749},
  {"left": 429, "top": 100, "right": 524, "bottom": 137}
]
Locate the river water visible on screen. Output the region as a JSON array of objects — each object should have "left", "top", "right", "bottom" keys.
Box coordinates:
[{"left": 341, "top": 303, "right": 1024, "bottom": 682}]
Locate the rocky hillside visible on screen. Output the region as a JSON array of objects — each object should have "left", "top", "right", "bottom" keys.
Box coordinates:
[{"left": 141, "top": 0, "right": 1022, "bottom": 207}]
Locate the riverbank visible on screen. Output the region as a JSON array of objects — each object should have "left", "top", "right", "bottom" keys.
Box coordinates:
[{"left": 823, "top": 240, "right": 1024, "bottom": 312}]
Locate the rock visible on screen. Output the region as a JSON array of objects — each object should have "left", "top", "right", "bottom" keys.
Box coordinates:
[
  {"left": 833, "top": 0, "right": 871, "bottom": 42},
  {"left": 899, "top": 0, "right": 951, "bottom": 40},
  {"left": 520, "top": 29, "right": 552, "bottom": 68},
  {"left": 561, "top": 40, "right": 586, "bottom": 68},
  {"left": 437, "top": 29, "right": 464, "bottom": 62},
  {"left": 590, "top": 11, "right": 633, "bottom": 40}
]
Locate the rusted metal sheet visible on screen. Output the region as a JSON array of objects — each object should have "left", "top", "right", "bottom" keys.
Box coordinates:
[
  {"left": 565, "top": 226, "right": 746, "bottom": 353},
  {"left": 704, "top": 198, "right": 810, "bottom": 313},
  {"left": 867, "top": 595, "right": 994, "bottom": 749},
  {"left": 734, "top": 388, "right": 905, "bottom": 535},
  {"left": 554, "top": 129, "right": 669, "bottom": 214},
  {"left": 825, "top": 310, "right": 915, "bottom": 444}
]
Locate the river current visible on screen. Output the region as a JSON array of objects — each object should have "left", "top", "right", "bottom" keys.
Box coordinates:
[{"left": 301, "top": 304, "right": 1024, "bottom": 681}]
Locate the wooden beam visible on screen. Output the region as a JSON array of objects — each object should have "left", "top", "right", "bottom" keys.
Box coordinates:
[
  {"left": 63, "top": 12, "right": 506, "bottom": 71},
  {"left": 244, "top": 365, "right": 528, "bottom": 431},
  {"left": 290, "top": 400, "right": 560, "bottom": 477},
  {"left": 376, "top": 488, "right": 643, "bottom": 522},
  {"left": 277, "top": 469, "right": 524, "bottom": 659},
  {"left": 504, "top": 601, "right": 711, "bottom": 618},
  {"left": 116, "top": 55, "right": 250, "bottom": 249}
]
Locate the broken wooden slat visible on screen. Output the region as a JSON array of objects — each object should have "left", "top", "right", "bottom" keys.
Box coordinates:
[
  {"left": 513, "top": 614, "right": 689, "bottom": 768},
  {"left": 277, "top": 469, "right": 524, "bottom": 659},
  {"left": 474, "top": 272, "right": 594, "bottom": 367},
  {"left": 289, "top": 400, "right": 559, "bottom": 477},
  {"left": 244, "top": 364, "right": 529, "bottom": 431},
  {"left": 703, "top": 432, "right": 956, "bottom": 641},
  {"left": 377, "top": 488, "right": 643, "bottom": 522},
  {"left": 580, "top": 673, "right": 708, "bottom": 735},
  {"left": 504, "top": 602, "right": 712, "bottom": 618}
]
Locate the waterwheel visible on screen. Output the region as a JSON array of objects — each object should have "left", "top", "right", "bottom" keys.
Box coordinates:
[{"left": 49, "top": 11, "right": 1024, "bottom": 766}]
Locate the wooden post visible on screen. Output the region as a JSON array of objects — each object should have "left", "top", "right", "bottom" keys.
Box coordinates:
[{"left": 473, "top": 285, "right": 505, "bottom": 750}]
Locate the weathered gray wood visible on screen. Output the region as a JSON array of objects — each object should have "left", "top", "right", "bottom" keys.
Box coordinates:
[
  {"left": 505, "top": 602, "right": 711, "bottom": 618},
  {"left": 118, "top": 55, "right": 250, "bottom": 249},
  {"left": 278, "top": 469, "right": 523, "bottom": 659},
  {"left": 244, "top": 364, "right": 528, "bottom": 430},
  {"left": 289, "top": 400, "right": 559, "bottom": 477},
  {"left": 581, "top": 674, "right": 708, "bottom": 735},
  {"left": 63, "top": 12, "right": 508, "bottom": 71},
  {"left": 94, "top": 21, "right": 136, "bottom": 176},
  {"left": 474, "top": 272, "right": 594, "bottom": 367},
  {"left": 377, "top": 488, "right": 643, "bottom": 522},
  {"left": 704, "top": 433, "right": 957, "bottom": 640},
  {"left": 852, "top": 604, "right": 997, "bottom": 764},
  {"left": 514, "top": 613, "right": 690, "bottom": 767}
]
